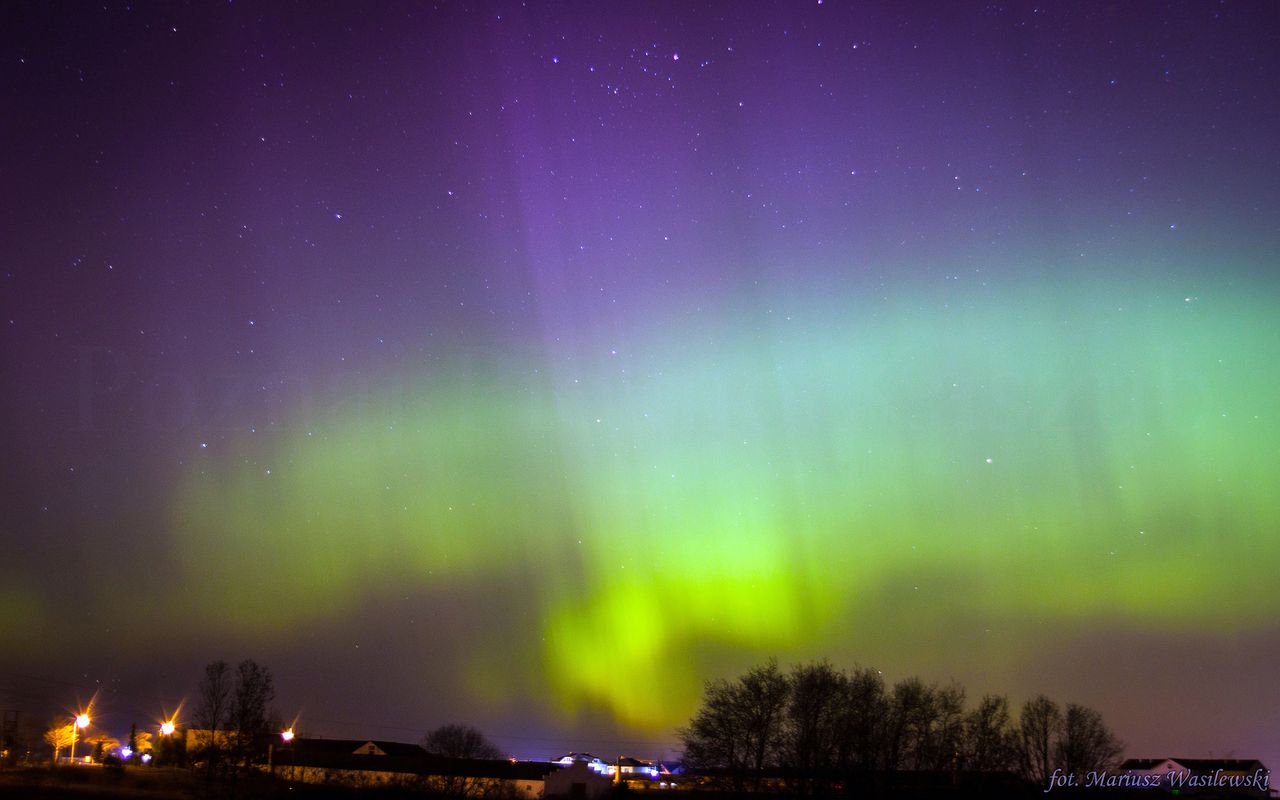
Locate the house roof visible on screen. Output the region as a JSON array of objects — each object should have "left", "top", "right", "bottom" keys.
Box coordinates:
[
  {"left": 275, "top": 739, "right": 555, "bottom": 781},
  {"left": 420, "top": 758, "right": 555, "bottom": 781},
  {"left": 286, "top": 738, "right": 427, "bottom": 758},
  {"left": 1171, "top": 758, "right": 1265, "bottom": 772},
  {"left": 1121, "top": 757, "right": 1266, "bottom": 772},
  {"left": 1120, "top": 758, "right": 1169, "bottom": 770},
  {"left": 555, "top": 752, "right": 602, "bottom": 762}
]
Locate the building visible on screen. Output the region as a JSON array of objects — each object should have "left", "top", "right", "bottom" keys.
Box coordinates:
[
  {"left": 551, "top": 752, "right": 660, "bottom": 781},
  {"left": 553, "top": 752, "right": 610, "bottom": 773},
  {"left": 184, "top": 728, "right": 234, "bottom": 753},
  {"left": 617, "top": 755, "right": 660, "bottom": 779},
  {"left": 270, "top": 737, "right": 426, "bottom": 786},
  {"left": 544, "top": 760, "right": 614, "bottom": 800},
  {"left": 1119, "top": 758, "right": 1271, "bottom": 796},
  {"left": 272, "top": 737, "right": 551, "bottom": 796}
]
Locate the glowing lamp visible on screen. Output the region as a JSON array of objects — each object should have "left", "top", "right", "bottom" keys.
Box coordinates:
[
  {"left": 160, "top": 720, "right": 176, "bottom": 736},
  {"left": 281, "top": 728, "right": 294, "bottom": 743},
  {"left": 69, "top": 712, "right": 91, "bottom": 764}
]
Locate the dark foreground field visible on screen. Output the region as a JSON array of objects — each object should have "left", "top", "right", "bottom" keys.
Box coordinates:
[
  {"left": 0, "top": 767, "right": 1214, "bottom": 800},
  {"left": 0, "top": 766, "right": 436, "bottom": 800}
]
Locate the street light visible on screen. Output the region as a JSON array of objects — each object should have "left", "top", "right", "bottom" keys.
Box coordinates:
[
  {"left": 157, "top": 717, "right": 178, "bottom": 766},
  {"left": 273, "top": 727, "right": 297, "bottom": 779},
  {"left": 69, "top": 713, "right": 90, "bottom": 764}
]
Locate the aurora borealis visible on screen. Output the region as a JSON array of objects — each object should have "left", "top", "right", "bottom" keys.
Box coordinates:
[{"left": 3, "top": 0, "right": 1279, "bottom": 768}]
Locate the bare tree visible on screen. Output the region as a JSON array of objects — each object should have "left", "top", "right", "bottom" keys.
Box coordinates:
[
  {"left": 963, "top": 694, "right": 1015, "bottom": 773},
  {"left": 883, "top": 677, "right": 936, "bottom": 771},
  {"left": 423, "top": 723, "right": 502, "bottom": 760},
  {"left": 929, "top": 682, "right": 967, "bottom": 772},
  {"left": 676, "top": 659, "right": 1122, "bottom": 794},
  {"left": 193, "top": 660, "right": 232, "bottom": 774},
  {"left": 43, "top": 720, "right": 74, "bottom": 763},
  {"left": 833, "top": 666, "right": 886, "bottom": 777},
  {"left": 1017, "top": 694, "right": 1062, "bottom": 785},
  {"left": 1055, "top": 703, "right": 1123, "bottom": 779},
  {"left": 679, "top": 660, "right": 789, "bottom": 792},
  {"left": 679, "top": 678, "right": 744, "bottom": 787},
  {"left": 782, "top": 661, "right": 845, "bottom": 797},
  {"left": 229, "top": 659, "right": 275, "bottom": 767},
  {"left": 422, "top": 723, "right": 504, "bottom": 796},
  {"left": 734, "top": 660, "right": 790, "bottom": 791}
]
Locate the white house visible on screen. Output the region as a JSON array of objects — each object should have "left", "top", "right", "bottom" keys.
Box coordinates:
[{"left": 544, "top": 760, "right": 613, "bottom": 800}]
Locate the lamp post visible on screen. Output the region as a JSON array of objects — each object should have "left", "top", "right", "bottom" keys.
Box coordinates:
[
  {"left": 158, "top": 719, "right": 176, "bottom": 766},
  {"left": 69, "top": 713, "right": 90, "bottom": 765},
  {"left": 273, "top": 728, "right": 295, "bottom": 778}
]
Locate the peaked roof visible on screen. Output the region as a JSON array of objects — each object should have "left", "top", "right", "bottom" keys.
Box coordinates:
[
  {"left": 1120, "top": 758, "right": 1170, "bottom": 770},
  {"left": 555, "top": 752, "right": 603, "bottom": 762},
  {"left": 1121, "top": 757, "right": 1266, "bottom": 772},
  {"left": 1171, "top": 758, "right": 1265, "bottom": 771},
  {"left": 286, "top": 737, "right": 427, "bottom": 758},
  {"left": 275, "top": 739, "right": 555, "bottom": 780},
  {"left": 618, "top": 756, "right": 654, "bottom": 767}
]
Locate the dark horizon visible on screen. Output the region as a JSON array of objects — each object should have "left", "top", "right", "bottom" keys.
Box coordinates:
[{"left": 2, "top": 0, "right": 1278, "bottom": 777}]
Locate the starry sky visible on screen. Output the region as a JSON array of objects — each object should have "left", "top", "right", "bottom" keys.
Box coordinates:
[{"left": 2, "top": 0, "right": 1278, "bottom": 766}]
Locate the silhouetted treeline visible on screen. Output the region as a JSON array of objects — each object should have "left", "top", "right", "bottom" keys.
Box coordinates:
[
  {"left": 191, "top": 658, "right": 279, "bottom": 790},
  {"left": 677, "top": 660, "right": 1122, "bottom": 796}
]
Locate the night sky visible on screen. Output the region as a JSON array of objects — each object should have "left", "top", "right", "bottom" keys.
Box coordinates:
[{"left": 2, "top": 0, "right": 1278, "bottom": 766}]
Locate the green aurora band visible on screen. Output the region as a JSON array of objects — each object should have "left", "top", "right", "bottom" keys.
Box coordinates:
[{"left": 173, "top": 273, "right": 1280, "bottom": 728}]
